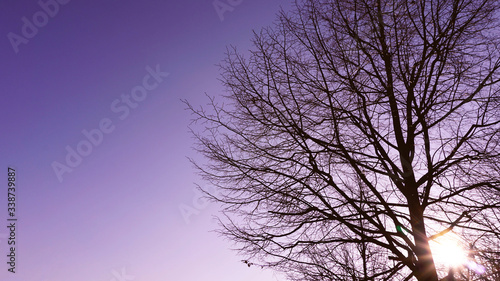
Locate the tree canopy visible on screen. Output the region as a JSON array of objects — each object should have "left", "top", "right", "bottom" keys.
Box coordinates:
[{"left": 188, "top": 0, "right": 500, "bottom": 280}]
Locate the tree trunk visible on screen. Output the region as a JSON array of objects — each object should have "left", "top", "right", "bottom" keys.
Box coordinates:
[{"left": 409, "top": 199, "right": 439, "bottom": 281}]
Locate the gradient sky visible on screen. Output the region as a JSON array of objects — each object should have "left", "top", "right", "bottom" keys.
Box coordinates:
[{"left": 0, "top": 1, "right": 292, "bottom": 280}]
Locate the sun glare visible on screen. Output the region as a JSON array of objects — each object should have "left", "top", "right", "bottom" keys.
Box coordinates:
[{"left": 430, "top": 232, "right": 468, "bottom": 268}]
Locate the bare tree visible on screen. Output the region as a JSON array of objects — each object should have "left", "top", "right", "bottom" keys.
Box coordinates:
[{"left": 187, "top": 0, "right": 500, "bottom": 280}]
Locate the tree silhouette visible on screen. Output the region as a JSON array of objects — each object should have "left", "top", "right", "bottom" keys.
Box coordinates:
[{"left": 187, "top": 0, "right": 500, "bottom": 280}]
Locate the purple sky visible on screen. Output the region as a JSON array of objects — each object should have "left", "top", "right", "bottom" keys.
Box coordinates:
[{"left": 0, "top": 1, "right": 291, "bottom": 280}]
